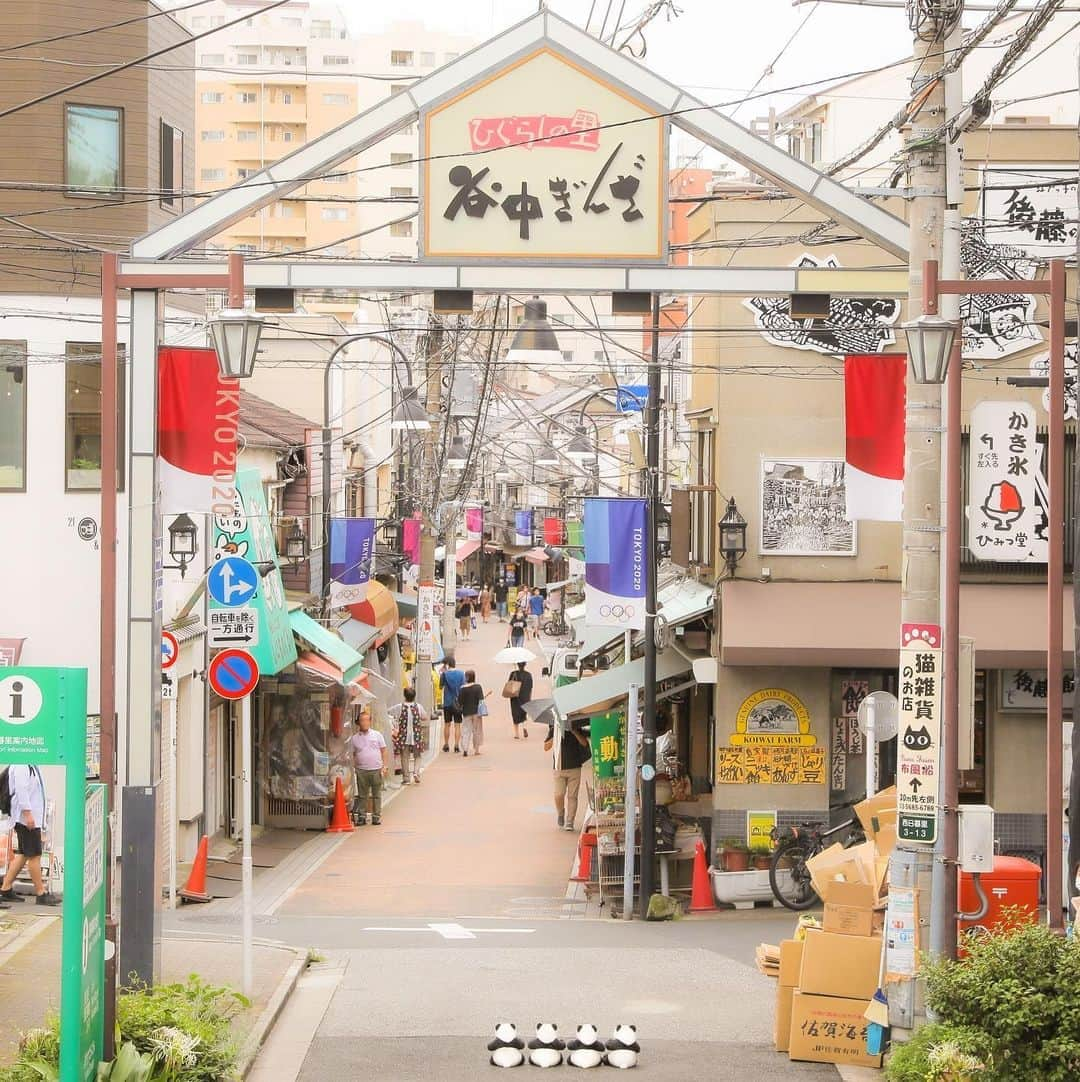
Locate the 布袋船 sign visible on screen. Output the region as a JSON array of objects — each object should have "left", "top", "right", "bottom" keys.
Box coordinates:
[{"left": 421, "top": 47, "right": 666, "bottom": 263}]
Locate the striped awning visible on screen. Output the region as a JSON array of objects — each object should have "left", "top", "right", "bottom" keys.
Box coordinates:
[{"left": 347, "top": 580, "right": 399, "bottom": 647}]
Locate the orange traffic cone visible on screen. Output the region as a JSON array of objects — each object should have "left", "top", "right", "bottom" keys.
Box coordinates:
[
  {"left": 179, "top": 835, "right": 212, "bottom": 904},
  {"left": 327, "top": 776, "right": 355, "bottom": 833},
  {"left": 571, "top": 833, "right": 597, "bottom": 883},
  {"left": 689, "top": 838, "right": 717, "bottom": 912}
]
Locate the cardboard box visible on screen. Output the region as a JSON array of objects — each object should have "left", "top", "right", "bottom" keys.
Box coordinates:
[
  {"left": 779, "top": 939, "right": 804, "bottom": 987},
  {"left": 799, "top": 928, "right": 883, "bottom": 1000},
  {"left": 806, "top": 843, "right": 867, "bottom": 898},
  {"left": 824, "top": 903, "right": 876, "bottom": 937},
  {"left": 855, "top": 786, "right": 897, "bottom": 836},
  {"left": 788, "top": 991, "right": 884, "bottom": 1068},
  {"left": 774, "top": 983, "right": 794, "bottom": 1052}
]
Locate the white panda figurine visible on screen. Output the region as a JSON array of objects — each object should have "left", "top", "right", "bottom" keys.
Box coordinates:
[
  {"left": 487, "top": 1022, "right": 525, "bottom": 1068},
  {"left": 527, "top": 1022, "right": 566, "bottom": 1068},
  {"left": 604, "top": 1024, "right": 640, "bottom": 1069},
  {"left": 567, "top": 1023, "right": 606, "bottom": 1069}
]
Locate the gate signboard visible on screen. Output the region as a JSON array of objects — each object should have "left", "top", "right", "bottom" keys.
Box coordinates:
[
  {"left": 0, "top": 667, "right": 103, "bottom": 1081},
  {"left": 897, "top": 628, "right": 942, "bottom": 844},
  {"left": 421, "top": 47, "right": 666, "bottom": 263}
]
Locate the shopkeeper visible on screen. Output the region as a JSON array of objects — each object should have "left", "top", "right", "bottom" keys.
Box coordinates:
[{"left": 545, "top": 720, "right": 592, "bottom": 833}]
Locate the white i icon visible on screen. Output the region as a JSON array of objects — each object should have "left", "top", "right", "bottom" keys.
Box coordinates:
[{"left": 0, "top": 675, "right": 43, "bottom": 726}]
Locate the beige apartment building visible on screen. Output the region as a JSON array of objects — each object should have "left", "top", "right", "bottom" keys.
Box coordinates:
[{"left": 685, "top": 121, "right": 1079, "bottom": 874}]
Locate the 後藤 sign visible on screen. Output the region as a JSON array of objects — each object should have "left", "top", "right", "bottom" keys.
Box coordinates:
[{"left": 421, "top": 47, "right": 666, "bottom": 263}]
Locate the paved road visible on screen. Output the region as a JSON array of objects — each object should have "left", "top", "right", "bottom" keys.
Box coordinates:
[{"left": 239, "top": 617, "right": 840, "bottom": 1080}]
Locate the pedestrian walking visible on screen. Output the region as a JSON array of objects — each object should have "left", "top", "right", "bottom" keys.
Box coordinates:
[
  {"left": 456, "top": 596, "right": 473, "bottom": 641},
  {"left": 479, "top": 585, "right": 493, "bottom": 623},
  {"left": 528, "top": 588, "right": 545, "bottom": 639},
  {"left": 439, "top": 657, "right": 466, "bottom": 752},
  {"left": 494, "top": 579, "right": 508, "bottom": 621},
  {"left": 390, "top": 687, "right": 428, "bottom": 784},
  {"left": 345, "top": 710, "right": 389, "bottom": 825},
  {"left": 515, "top": 587, "right": 530, "bottom": 617},
  {"left": 458, "top": 670, "right": 489, "bottom": 757},
  {"left": 506, "top": 660, "right": 533, "bottom": 740},
  {"left": 508, "top": 609, "right": 528, "bottom": 648},
  {"left": 544, "top": 720, "right": 591, "bottom": 831},
  {"left": 0, "top": 764, "right": 60, "bottom": 906}
]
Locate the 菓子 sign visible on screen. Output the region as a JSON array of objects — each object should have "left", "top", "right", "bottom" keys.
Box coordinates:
[
  {"left": 968, "top": 401, "right": 1041, "bottom": 563},
  {"left": 421, "top": 47, "right": 666, "bottom": 263}
]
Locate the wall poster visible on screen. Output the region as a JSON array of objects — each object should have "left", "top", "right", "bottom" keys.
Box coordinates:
[
  {"left": 761, "top": 457, "right": 856, "bottom": 557},
  {"left": 715, "top": 745, "right": 825, "bottom": 785}
]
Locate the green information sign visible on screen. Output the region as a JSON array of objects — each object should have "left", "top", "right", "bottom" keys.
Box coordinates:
[
  {"left": 0, "top": 667, "right": 103, "bottom": 1082},
  {"left": 589, "top": 709, "right": 625, "bottom": 779},
  {"left": 211, "top": 468, "right": 297, "bottom": 676}
]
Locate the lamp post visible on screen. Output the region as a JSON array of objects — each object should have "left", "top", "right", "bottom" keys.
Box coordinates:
[
  {"left": 718, "top": 497, "right": 748, "bottom": 574},
  {"left": 164, "top": 513, "right": 199, "bottom": 578},
  {"left": 908, "top": 257, "right": 1068, "bottom": 953}
]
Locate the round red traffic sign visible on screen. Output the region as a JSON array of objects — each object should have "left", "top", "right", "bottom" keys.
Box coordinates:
[
  {"left": 161, "top": 631, "right": 180, "bottom": 671},
  {"left": 207, "top": 649, "right": 260, "bottom": 700}
]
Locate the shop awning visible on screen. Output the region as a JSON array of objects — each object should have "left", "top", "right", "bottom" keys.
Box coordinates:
[
  {"left": 339, "top": 618, "right": 379, "bottom": 655},
  {"left": 392, "top": 592, "right": 418, "bottom": 619},
  {"left": 289, "top": 611, "right": 365, "bottom": 684},
  {"left": 456, "top": 539, "right": 481, "bottom": 563},
  {"left": 721, "top": 580, "right": 1073, "bottom": 668},
  {"left": 347, "top": 580, "right": 399, "bottom": 647},
  {"left": 524, "top": 547, "right": 550, "bottom": 565},
  {"left": 553, "top": 646, "right": 701, "bottom": 720},
  {"left": 657, "top": 578, "right": 713, "bottom": 627}
]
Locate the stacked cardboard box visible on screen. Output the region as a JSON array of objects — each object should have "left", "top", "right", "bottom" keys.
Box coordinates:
[{"left": 769, "top": 786, "right": 897, "bottom": 1070}]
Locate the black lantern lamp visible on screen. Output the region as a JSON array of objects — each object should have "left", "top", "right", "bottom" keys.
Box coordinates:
[
  {"left": 166, "top": 513, "right": 198, "bottom": 578},
  {"left": 719, "top": 497, "right": 747, "bottom": 574},
  {"left": 902, "top": 313, "right": 956, "bottom": 385},
  {"left": 284, "top": 521, "right": 308, "bottom": 568},
  {"left": 656, "top": 503, "right": 672, "bottom": 559}
]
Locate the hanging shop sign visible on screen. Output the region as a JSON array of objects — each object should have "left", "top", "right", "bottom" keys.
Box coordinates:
[
  {"left": 589, "top": 709, "right": 625, "bottom": 779},
  {"left": 981, "top": 166, "right": 1079, "bottom": 259},
  {"left": 968, "top": 401, "right": 1040, "bottom": 563},
  {"left": 421, "top": 47, "right": 666, "bottom": 263},
  {"left": 715, "top": 744, "right": 825, "bottom": 785},
  {"left": 897, "top": 630, "right": 942, "bottom": 845},
  {"left": 416, "top": 583, "right": 437, "bottom": 662},
  {"left": 730, "top": 688, "right": 815, "bottom": 747},
  {"left": 999, "top": 668, "right": 1075, "bottom": 712}
]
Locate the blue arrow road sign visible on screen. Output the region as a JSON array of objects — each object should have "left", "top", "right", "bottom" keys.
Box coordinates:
[{"left": 207, "top": 556, "right": 259, "bottom": 608}]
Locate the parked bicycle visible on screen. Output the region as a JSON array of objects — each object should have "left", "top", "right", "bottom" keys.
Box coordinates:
[
  {"left": 768, "top": 799, "right": 866, "bottom": 911},
  {"left": 542, "top": 611, "right": 570, "bottom": 637}
]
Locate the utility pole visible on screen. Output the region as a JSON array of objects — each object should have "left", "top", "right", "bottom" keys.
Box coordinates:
[
  {"left": 892, "top": 5, "right": 954, "bottom": 1029},
  {"left": 414, "top": 319, "right": 444, "bottom": 717}
]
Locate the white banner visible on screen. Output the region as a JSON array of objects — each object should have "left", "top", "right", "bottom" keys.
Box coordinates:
[{"left": 416, "top": 585, "right": 436, "bottom": 662}]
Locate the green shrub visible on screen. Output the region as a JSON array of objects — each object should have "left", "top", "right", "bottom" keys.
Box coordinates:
[
  {"left": 921, "top": 915, "right": 1080, "bottom": 1081},
  {"left": 886, "top": 1023, "right": 992, "bottom": 1082}
]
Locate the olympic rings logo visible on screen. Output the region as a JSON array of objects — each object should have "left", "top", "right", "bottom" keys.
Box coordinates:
[
  {"left": 334, "top": 585, "right": 367, "bottom": 602},
  {"left": 599, "top": 604, "right": 635, "bottom": 620}
]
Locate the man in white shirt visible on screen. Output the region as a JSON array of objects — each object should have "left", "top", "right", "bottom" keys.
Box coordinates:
[{"left": 1, "top": 765, "right": 60, "bottom": 906}]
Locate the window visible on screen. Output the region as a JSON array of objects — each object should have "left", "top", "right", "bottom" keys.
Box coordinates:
[
  {"left": 201, "top": 168, "right": 225, "bottom": 182},
  {"left": 810, "top": 122, "right": 823, "bottom": 164},
  {"left": 274, "top": 203, "right": 296, "bottom": 218},
  {"left": 233, "top": 244, "right": 256, "bottom": 253},
  {"left": 281, "top": 16, "right": 302, "bottom": 28},
  {"left": 236, "top": 53, "right": 258, "bottom": 65},
  {"left": 200, "top": 91, "right": 224, "bottom": 104},
  {"left": 200, "top": 130, "right": 225, "bottom": 142},
  {"left": 65, "top": 103, "right": 122, "bottom": 193},
  {"left": 201, "top": 53, "right": 225, "bottom": 66},
  {"left": 322, "top": 93, "right": 349, "bottom": 106},
  {"left": 420, "top": 51, "right": 436, "bottom": 66},
  {"left": 787, "top": 134, "right": 802, "bottom": 161},
  {"left": 282, "top": 92, "right": 293, "bottom": 105},
  {"left": 322, "top": 55, "right": 349, "bottom": 66},
  {"left": 237, "top": 130, "right": 257, "bottom": 142},
  {"left": 390, "top": 83, "right": 409, "bottom": 96},
  {"left": 282, "top": 131, "right": 293, "bottom": 142},
  {"left": 321, "top": 207, "right": 348, "bottom": 221},
  {"left": 390, "top": 152, "right": 411, "bottom": 168},
  {"left": 159, "top": 120, "right": 183, "bottom": 210},
  {"left": 190, "top": 15, "right": 207, "bottom": 29},
  {"left": 390, "top": 50, "right": 413, "bottom": 66},
  {"left": 689, "top": 428, "right": 714, "bottom": 567},
  {"left": 389, "top": 220, "right": 413, "bottom": 237},
  {"left": 310, "top": 19, "right": 331, "bottom": 38},
  {"left": 390, "top": 186, "right": 412, "bottom": 198},
  {"left": 236, "top": 168, "right": 254, "bottom": 179},
  {"left": 65, "top": 342, "right": 126, "bottom": 492},
  {"left": 238, "top": 91, "right": 258, "bottom": 104},
  {"left": 0, "top": 343, "right": 26, "bottom": 491},
  {"left": 323, "top": 171, "right": 347, "bottom": 183}
]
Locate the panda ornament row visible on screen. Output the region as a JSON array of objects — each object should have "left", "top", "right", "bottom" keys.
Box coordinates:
[{"left": 488, "top": 1023, "right": 639, "bottom": 1069}]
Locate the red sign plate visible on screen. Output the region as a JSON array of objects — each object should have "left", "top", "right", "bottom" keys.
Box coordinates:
[
  {"left": 207, "top": 649, "right": 259, "bottom": 700},
  {"left": 161, "top": 631, "right": 180, "bottom": 671}
]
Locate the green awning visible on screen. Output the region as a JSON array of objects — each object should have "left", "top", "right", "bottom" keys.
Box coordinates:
[
  {"left": 392, "top": 592, "right": 418, "bottom": 619},
  {"left": 289, "top": 611, "right": 365, "bottom": 684}
]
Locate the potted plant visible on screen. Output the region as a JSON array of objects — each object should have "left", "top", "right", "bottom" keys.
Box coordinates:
[
  {"left": 718, "top": 838, "right": 751, "bottom": 873},
  {"left": 750, "top": 842, "right": 773, "bottom": 870}
]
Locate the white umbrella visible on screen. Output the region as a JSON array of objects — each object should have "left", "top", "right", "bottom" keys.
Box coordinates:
[{"left": 493, "top": 646, "right": 536, "bottom": 665}]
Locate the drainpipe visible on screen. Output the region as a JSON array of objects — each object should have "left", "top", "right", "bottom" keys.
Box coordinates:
[{"left": 355, "top": 435, "right": 379, "bottom": 517}]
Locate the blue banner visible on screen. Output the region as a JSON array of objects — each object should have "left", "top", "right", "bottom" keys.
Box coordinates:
[
  {"left": 584, "top": 497, "right": 647, "bottom": 630},
  {"left": 514, "top": 508, "right": 533, "bottom": 546},
  {"left": 329, "top": 517, "right": 376, "bottom": 609}
]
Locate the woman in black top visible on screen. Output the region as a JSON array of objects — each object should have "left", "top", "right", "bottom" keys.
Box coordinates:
[
  {"left": 458, "top": 669, "right": 487, "bottom": 757},
  {"left": 509, "top": 661, "right": 533, "bottom": 740},
  {"left": 456, "top": 597, "right": 473, "bottom": 641}
]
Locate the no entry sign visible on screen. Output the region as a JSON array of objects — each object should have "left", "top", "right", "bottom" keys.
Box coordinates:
[
  {"left": 208, "top": 649, "right": 260, "bottom": 700},
  {"left": 161, "top": 630, "right": 179, "bottom": 671}
]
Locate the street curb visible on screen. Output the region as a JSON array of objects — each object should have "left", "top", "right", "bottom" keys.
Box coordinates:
[
  {"left": 0, "top": 914, "right": 59, "bottom": 971},
  {"left": 236, "top": 947, "right": 308, "bottom": 1078}
]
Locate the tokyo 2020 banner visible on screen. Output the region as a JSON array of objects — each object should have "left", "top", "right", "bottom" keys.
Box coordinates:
[{"left": 584, "top": 497, "right": 646, "bottom": 631}]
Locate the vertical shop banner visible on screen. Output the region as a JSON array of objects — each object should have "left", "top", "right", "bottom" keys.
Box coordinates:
[
  {"left": 843, "top": 353, "right": 906, "bottom": 522},
  {"left": 584, "top": 497, "right": 646, "bottom": 630},
  {"left": 543, "top": 516, "right": 565, "bottom": 545},
  {"left": 897, "top": 624, "right": 942, "bottom": 844},
  {"left": 565, "top": 519, "right": 584, "bottom": 552},
  {"left": 212, "top": 468, "right": 297, "bottom": 675},
  {"left": 329, "top": 517, "right": 376, "bottom": 609},
  {"left": 465, "top": 505, "right": 484, "bottom": 541},
  {"left": 514, "top": 509, "right": 533, "bottom": 546},
  {"left": 158, "top": 347, "right": 239, "bottom": 514},
  {"left": 416, "top": 584, "right": 436, "bottom": 661},
  {"left": 589, "top": 709, "right": 625, "bottom": 778},
  {"left": 402, "top": 515, "right": 422, "bottom": 566},
  {"left": 968, "top": 401, "right": 1040, "bottom": 562}
]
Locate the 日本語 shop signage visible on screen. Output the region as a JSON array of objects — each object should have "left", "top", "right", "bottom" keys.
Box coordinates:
[
  {"left": 421, "top": 47, "right": 666, "bottom": 262},
  {"left": 1000, "top": 668, "right": 1075, "bottom": 712},
  {"left": 897, "top": 642, "right": 942, "bottom": 844},
  {"left": 729, "top": 688, "right": 816, "bottom": 747}
]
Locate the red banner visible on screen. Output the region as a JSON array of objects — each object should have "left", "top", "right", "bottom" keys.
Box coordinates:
[
  {"left": 158, "top": 347, "right": 239, "bottom": 515},
  {"left": 543, "top": 517, "right": 565, "bottom": 545}
]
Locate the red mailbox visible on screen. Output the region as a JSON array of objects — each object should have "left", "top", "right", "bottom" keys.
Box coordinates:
[{"left": 958, "top": 855, "right": 1041, "bottom": 947}]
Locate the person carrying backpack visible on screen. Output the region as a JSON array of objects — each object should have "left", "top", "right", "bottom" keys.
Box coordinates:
[
  {"left": 0, "top": 764, "right": 60, "bottom": 906},
  {"left": 390, "top": 687, "right": 429, "bottom": 785}
]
